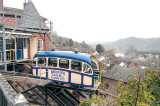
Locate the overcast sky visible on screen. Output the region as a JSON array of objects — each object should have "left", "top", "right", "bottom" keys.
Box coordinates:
[{"left": 4, "top": 0, "right": 160, "bottom": 42}]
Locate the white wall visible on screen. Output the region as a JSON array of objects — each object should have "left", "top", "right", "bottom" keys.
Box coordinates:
[{"left": 30, "top": 37, "right": 37, "bottom": 60}]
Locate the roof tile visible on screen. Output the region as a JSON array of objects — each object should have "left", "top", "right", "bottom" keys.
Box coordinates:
[{"left": 103, "top": 65, "right": 145, "bottom": 82}]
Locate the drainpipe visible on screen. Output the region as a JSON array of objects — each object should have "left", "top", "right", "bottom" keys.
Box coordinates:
[
  {"left": 0, "top": 0, "right": 3, "bottom": 11},
  {"left": 24, "top": 0, "right": 27, "bottom": 9}
]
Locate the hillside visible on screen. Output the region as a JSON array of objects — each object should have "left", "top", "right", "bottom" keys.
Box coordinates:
[
  {"left": 103, "top": 37, "right": 160, "bottom": 50},
  {"left": 51, "top": 32, "right": 91, "bottom": 49}
]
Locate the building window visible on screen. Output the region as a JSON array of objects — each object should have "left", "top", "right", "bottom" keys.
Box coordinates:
[
  {"left": 38, "top": 39, "right": 43, "bottom": 51},
  {"left": 23, "top": 38, "right": 27, "bottom": 48},
  {"left": 17, "top": 38, "right": 22, "bottom": 49},
  {"left": 0, "top": 37, "right": 2, "bottom": 51},
  {"left": 105, "top": 84, "right": 109, "bottom": 89},
  {"left": 6, "top": 39, "right": 15, "bottom": 49}
]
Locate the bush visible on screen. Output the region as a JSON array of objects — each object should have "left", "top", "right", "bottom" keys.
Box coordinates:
[{"left": 79, "top": 94, "right": 108, "bottom": 106}]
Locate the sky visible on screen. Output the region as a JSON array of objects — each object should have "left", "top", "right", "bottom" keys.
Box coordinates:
[{"left": 4, "top": 0, "right": 160, "bottom": 43}]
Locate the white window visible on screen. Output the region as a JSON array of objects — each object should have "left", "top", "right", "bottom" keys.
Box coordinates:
[
  {"left": 23, "top": 38, "right": 27, "bottom": 49},
  {"left": 38, "top": 39, "right": 43, "bottom": 51}
]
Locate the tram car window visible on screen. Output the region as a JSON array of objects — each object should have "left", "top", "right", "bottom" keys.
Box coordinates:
[
  {"left": 59, "top": 59, "right": 69, "bottom": 69},
  {"left": 48, "top": 58, "right": 57, "bottom": 67},
  {"left": 32, "top": 59, "right": 37, "bottom": 67},
  {"left": 71, "top": 60, "right": 82, "bottom": 72},
  {"left": 38, "top": 58, "right": 46, "bottom": 67},
  {"left": 83, "top": 63, "right": 92, "bottom": 74},
  {"left": 91, "top": 61, "right": 98, "bottom": 70}
]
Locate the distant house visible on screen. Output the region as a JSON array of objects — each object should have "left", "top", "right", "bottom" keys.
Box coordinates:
[
  {"left": 115, "top": 52, "right": 125, "bottom": 58},
  {"left": 0, "top": 0, "right": 52, "bottom": 65},
  {"left": 98, "top": 56, "right": 105, "bottom": 61},
  {"left": 119, "top": 62, "right": 126, "bottom": 67},
  {"left": 128, "top": 62, "right": 139, "bottom": 68},
  {"left": 98, "top": 65, "right": 145, "bottom": 96},
  {"left": 91, "top": 50, "right": 99, "bottom": 56}
]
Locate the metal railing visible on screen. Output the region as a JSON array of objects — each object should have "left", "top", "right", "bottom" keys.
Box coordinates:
[
  {"left": 0, "top": 51, "right": 2, "bottom": 62},
  {"left": 94, "top": 71, "right": 101, "bottom": 88},
  {"left": 0, "top": 73, "right": 29, "bottom": 106}
]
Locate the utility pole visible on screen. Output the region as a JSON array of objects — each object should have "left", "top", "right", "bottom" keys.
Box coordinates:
[
  {"left": 2, "top": 11, "right": 7, "bottom": 71},
  {"left": 49, "top": 21, "right": 53, "bottom": 51}
]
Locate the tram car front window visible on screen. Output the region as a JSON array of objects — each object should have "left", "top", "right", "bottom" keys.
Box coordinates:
[{"left": 83, "top": 63, "right": 92, "bottom": 74}]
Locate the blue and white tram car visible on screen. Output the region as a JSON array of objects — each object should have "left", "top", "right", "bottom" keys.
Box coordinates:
[{"left": 32, "top": 51, "right": 101, "bottom": 88}]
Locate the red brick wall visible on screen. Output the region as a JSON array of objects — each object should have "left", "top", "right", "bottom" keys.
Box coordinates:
[
  {"left": 0, "top": 0, "right": 3, "bottom": 10},
  {"left": 33, "top": 33, "right": 50, "bottom": 51},
  {"left": 98, "top": 77, "right": 119, "bottom": 96},
  {"left": 0, "top": 16, "right": 20, "bottom": 26}
]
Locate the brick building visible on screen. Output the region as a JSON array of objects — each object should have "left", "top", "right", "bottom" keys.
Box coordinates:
[
  {"left": 0, "top": 0, "right": 52, "bottom": 65},
  {"left": 98, "top": 65, "right": 145, "bottom": 96}
]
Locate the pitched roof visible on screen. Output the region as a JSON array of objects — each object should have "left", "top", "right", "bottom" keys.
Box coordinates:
[
  {"left": 0, "top": 7, "right": 23, "bottom": 16},
  {"left": 18, "top": 0, "right": 48, "bottom": 30},
  {"left": 103, "top": 65, "right": 145, "bottom": 82}
]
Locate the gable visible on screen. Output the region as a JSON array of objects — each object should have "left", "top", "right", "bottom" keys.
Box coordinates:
[{"left": 18, "top": 0, "right": 48, "bottom": 30}]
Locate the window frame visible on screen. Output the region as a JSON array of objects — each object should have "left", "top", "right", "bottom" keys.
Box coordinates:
[
  {"left": 38, "top": 39, "right": 43, "bottom": 51},
  {"left": 32, "top": 58, "right": 37, "bottom": 67},
  {"left": 82, "top": 62, "right": 93, "bottom": 75},
  {"left": 17, "top": 38, "right": 22, "bottom": 49},
  {"left": 37, "top": 57, "right": 47, "bottom": 67},
  {"left": 48, "top": 57, "right": 58, "bottom": 68},
  {"left": 6, "top": 39, "right": 15, "bottom": 49},
  {"left": 23, "top": 38, "right": 27, "bottom": 49},
  {"left": 59, "top": 58, "right": 70, "bottom": 69},
  {"left": 91, "top": 61, "right": 98, "bottom": 70},
  {"left": 71, "top": 59, "right": 82, "bottom": 72},
  {"left": 105, "top": 84, "right": 109, "bottom": 89}
]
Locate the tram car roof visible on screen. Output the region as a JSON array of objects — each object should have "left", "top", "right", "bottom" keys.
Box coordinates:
[{"left": 34, "top": 51, "right": 93, "bottom": 67}]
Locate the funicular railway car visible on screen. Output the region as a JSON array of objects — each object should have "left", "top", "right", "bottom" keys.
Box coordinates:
[{"left": 32, "top": 51, "right": 101, "bottom": 88}]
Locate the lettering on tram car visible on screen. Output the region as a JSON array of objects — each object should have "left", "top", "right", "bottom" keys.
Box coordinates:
[{"left": 51, "top": 70, "right": 65, "bottom": 81}]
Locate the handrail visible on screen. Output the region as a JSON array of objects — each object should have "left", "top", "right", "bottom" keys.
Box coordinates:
[
  {"left": 20, "top": 49, "right": 22, "bottom": 59},
  {"left": 6, "top": 50, "right": 15, "bottom": 61},
  {"left": 0, "top": 51, "right": 2, "bottom": 62}
]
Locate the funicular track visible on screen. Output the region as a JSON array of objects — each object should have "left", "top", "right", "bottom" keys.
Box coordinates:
[{"left": 1, "top": 71, "right": 98, "bottom": 106}]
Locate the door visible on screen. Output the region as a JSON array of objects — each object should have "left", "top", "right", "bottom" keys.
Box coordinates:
[
  {"left": 30, "top": 37, "right": 37, "bottom": 60},
  {"left": 17, "top": 38, "right": 23, "bottom": 60},
  {"left": 23, "top": 38, "right": 28, "bottom": 59}
]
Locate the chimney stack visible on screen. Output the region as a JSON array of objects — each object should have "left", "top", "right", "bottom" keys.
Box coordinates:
[
  {"left": 24, "top": 0, "right": 27, "bottom": 9},
  {"left": 0, "top": 0, "right": 3, "bottom": 11}
]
